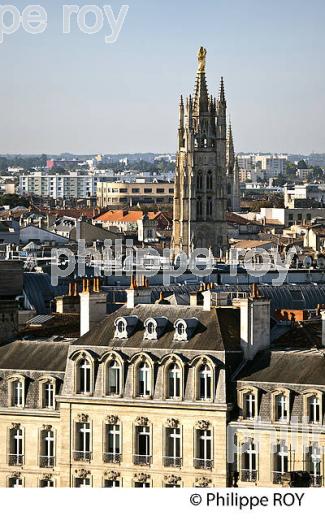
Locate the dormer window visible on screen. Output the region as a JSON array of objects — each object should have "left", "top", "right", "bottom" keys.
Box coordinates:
[
  {"left": 144, "top": 317, "right": 169, "bottom": 340},
  {"left": 114, "top": 316, "right": 138, "bottom": 339},
  {"left": 8, "top": 376, "right": 25, "bottom": 408},
  {"left": 174, "top": 318, "right": 199, "bottom": 341}
]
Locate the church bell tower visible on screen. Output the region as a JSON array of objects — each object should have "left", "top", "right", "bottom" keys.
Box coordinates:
[{"left": 172, "top": 47, "right": 228, "bottom": 257}]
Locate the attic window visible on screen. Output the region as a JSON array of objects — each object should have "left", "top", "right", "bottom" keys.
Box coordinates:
[
  {"left": 144, "top": 317, "right": 168, "bottom": 340},
  {"left": 114, "top": 316, "right": 138, "bottom": 339},
  {"left": 173, "top": 318, "right": 199, "bottom": 341}
]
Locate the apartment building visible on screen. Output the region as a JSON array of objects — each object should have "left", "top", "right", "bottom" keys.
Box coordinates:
[
  {"left": 96, "top": 181, "right": 174, "bottom": 208},
  {"left": 19, "top": 172, "right": 115, "bottom": 200}
]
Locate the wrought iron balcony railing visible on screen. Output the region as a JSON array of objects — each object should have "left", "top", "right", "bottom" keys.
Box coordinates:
[
  {"left": 73, "top": 451, "right": 92, "bottom": 462},
  {"left": 39, "top": 456, "right": 55, "bottom": 468},
  {"left": 103, "top": 453, "right": 122, "bottom": 464},
  {"left": 193, "top": 458, "right": 214, "bottom": 470},
  {"left": 133, "top": 454, "right": 152, "bottom": 466},
  {"left": 241, "top": 469, "right": 258, "bottom": 482},
  {"left": 163, "top": 456, "right": 182, "bottom": 468},
  {"left": 8, "top": 454, "right": 24, "bottom": 466}
]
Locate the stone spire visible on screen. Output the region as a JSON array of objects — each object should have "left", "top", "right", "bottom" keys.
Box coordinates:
[
  {"left": 227, "top": 122, "right": 235, "bottom": 174},
  {"left": 193, "top": 47, "right": 209, "bottom": 115}
]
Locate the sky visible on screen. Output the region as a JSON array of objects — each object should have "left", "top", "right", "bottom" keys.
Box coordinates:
[{"left": 0, "top": 0, "right": 325, "bottom": 155}]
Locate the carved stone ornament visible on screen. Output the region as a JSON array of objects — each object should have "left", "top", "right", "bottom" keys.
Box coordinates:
[
  {"left": 196, "top": 420, "right": 210, "bottom": 430},
  {"left": 106, "top": 415, "right": 119, "bottom": 425},
  {"left": 42, "top": 473, "right": 52, "bottom": 481},
  {"left": 105, "top": 470, "right": 120, "bottom": 481},
  {"left": 42, "top": 424, "right": 53, "bottom": 431},
  {"left": 164, "top": 474, "right": 181, "bottom": 486},
  {"left": 135, "top": 416, "right": 149, "bottom": 427},
  {"left": 75, "top": 468, "right": 90, "bottom": 479},
  {"left": 11, "top": 423, "right": 20, "bottom": 429},
  {"left": 195, "top": 476, "right": 211, "bottom": 488},
  {"left": 77, "top": 413, "right": 89, "bottom": 423},
  {"left": 166, "top": 418, "right": 179, "bottom": 429},
  {"left": 134, "top": 472, "right": 150, "bottom": 483},
  {"left": 11, "top": 471, "right": 21, "bottom": 478}
]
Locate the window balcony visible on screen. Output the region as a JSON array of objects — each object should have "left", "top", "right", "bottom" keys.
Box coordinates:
[
  {"left": 8, "top": 454, "right": 24, "bottom": 466},
  {"left": 133, "top": 454, "right": 152, "bottom": 466},
  {"left": 193, "top": 458, "right": 214, "bottom": 470},
  {"left": 311, "top": 475, "right": 322, "bottom": 487},
  {"left": 163, "top": 456, "right": 182, "bottom": 468},
  {"left": 73, "top": 451, "right": 92, "bottom": 462},
  {"left": 241, "top": 469, "right": 258, "bottom": 482},
  {"left": 39, "top": 456, "right": 55, "bottom": 468},
  {"left": 272, "top": 471, "right": 284, "bottom": 484},
  {"left": 103, "top": 453, "right": 122, "bottom": 464}
]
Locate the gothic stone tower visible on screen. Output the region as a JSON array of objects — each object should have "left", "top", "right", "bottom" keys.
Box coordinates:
[
  {"left": 172, "top": 47, "right": 228, "bottom": 257},
  {"left": 226, "top": 123, "right": 241, "bottom": 212}
]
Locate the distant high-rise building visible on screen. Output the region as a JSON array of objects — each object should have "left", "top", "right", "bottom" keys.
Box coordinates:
[{"left": 172, "top": 47, "right": 237, "bottom": 257}]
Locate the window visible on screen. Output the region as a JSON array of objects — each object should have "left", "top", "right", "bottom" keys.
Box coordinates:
[
  {"left": 167, "top": 363, "right": 181, "bottom": 399},
  {"left": 198, "top": 364, "right": 212, "bottom": 400},
  {"left": 75, "top": 478, "right": 91, "bottom": 487},
  {"left": 275, "top": 393, "right": 288, "bottom": 422},
  {"left": 241, "top": 440, "right": 257, "bottom": 482},
  {"left": 177, "top": 322, "right": 185, "bottom": 336},
  {"left": 11, "top": 379, "right": 24, "bottom": 407},
  {"left": 77, "top": 357, "right": 91, "bottom": 394},
  {"left": 138, "top": 362, "right": 151, "bottom": 397},
  {"left": 148, "top": 322, "right": 155, "bottom": 335},
  {"left": 156, "top": 188, "right": 165, "bottom": 193},
  {"left": 9, "top": 425, "right": 24, "bottom": 465},
  {"left": 308, "top": 395, "right": 320, "bottom": 423},
  {"left": 207, "top": 197, "right": 212, "bottom": 216},
  {"left": 273, "top": 442, "right": 288, "bottom": 484},
  {"left": 134, "top": 426, "right": 151, "bottom": 465},
  {"left": 43, "top": 381, "right": 55, "bottom": 409},
  {"left": 8, "top": 477, "right": 23, "bottom": 488},
  {"left": 104, "top": 479, "right": 120, "bottom": 487},
  {"left": 40, "top": 428, "right": 55, "bottom": 468},
  {"left": 306, "top": 444, "right": 322, "bottom": 487},
  {"left": 196, "top": 171, "right": 203, "bottom": 190},
  {"left": 134, "top": 481, "right": 150, "bottom": 488},
  {"left": 207, "top": 171, "right": 213, "bottom": 190},
  {"left": 164, "top": 427, "right": 181, "bottom": 467},
  {"left": 117, "top": 320, "right": 125, "bottom": 333},
  {"left": 144, "top": 188, "right": 152, "bottom": 194},
  {"left": 74, "top": 421, "right": 91, "bottom": 461},
  {"left": 104, "top": 424, "right": 121, "bottom": 463},
  {"left": 194, "top": 428, "right": 213, "bottom": 469},
  {"left": 107, "top": 360, "right": 121, "bottom": 396},
  {"left": 243, "top": 392, "right": 256, "bottom": 419},
  {"left": 196, "top": 197, "right": 203, "bottom": 218},
  {"left": 40, "top": 479, "right": 54, "bottom": 488},
  {"left": 132, "top": 188, "right": 140, "bottom": 193}
]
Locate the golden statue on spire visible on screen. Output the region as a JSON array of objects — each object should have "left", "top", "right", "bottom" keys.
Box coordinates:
[{"left": 197, "top": 46, "right": 207, "bottom": 72}]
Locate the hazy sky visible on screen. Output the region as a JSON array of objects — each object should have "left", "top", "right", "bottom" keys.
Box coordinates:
[{"left": 1, "top": 0, "right": 325, "bottom": 155}]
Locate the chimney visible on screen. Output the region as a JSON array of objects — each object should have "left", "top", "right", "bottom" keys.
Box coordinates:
[
  {"left": 126, "top": 275, "right": 152, "bottom": 309},
  {"left": 202, "top": 288, "right": 211, "bottom": 311},
  {"left": 80, "top": 282, "right": 107, "bottom": 336},
  {"left": 233, "top": 290, "right": 271, "bottom": 360},
  {"left": 190, "top": 292, "right": 198, "bottom": 306},
  {"left": 321, "top": 311, "right": 325, "bottom": 347}
]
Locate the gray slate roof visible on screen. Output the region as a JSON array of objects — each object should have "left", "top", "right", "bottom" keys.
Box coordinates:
[
  {"left": 0, "top": 340, "right": 70, "bottom": 371},
  {"left": 75, "top": 303, "right": 241, "bottom": 352},
  {"left": 237, "top": 348, "right": 325, "bottom": 386}
]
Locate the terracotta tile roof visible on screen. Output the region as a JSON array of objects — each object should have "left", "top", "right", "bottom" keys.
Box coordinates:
[
  {"left": 95, "top": 210, "right": 161, "bottom": 223},
  {"left": 231, "top": 239, "right": 275, "bottom": 249},
  {"left": 225, "top": 212, "right": 262, "bottom": 226}
]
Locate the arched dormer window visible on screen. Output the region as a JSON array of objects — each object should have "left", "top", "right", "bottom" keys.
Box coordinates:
[
  {"left": 174, "top": 318, "right": 199, "bottom": 341},
  {"left": 107, "top": 359, "right": 122, "bottom": 396},
  {"left": 39, "top": 377, "right": 56, "bottom": 409},
  {"left": 73, "top": 353, "right": 94, "bottom": 395},
  {"left": 144, "top": 317, "right": 169, "bottom": 340},
  {"left": 138, "top": 362, "right": 151, "bottom": 397},
  {"left": 167, "top": 363, "right": 182, "bottom": 399},
  {"left": 8, "top": 376, "right": 25, "bottom": 408},
  {"left": 238, "top": 387, "right": 259, "bottom": 420},
  {"left": 114, "top": 316, "right": 138, "bottom": 339},
  {"left": 198, "top": 363, "right": 212, "bottom": 400}
]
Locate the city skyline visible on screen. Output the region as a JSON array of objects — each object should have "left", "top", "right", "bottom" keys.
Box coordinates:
[{"left": 0, "top": 0, "right": 325, "bottom": 155}]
